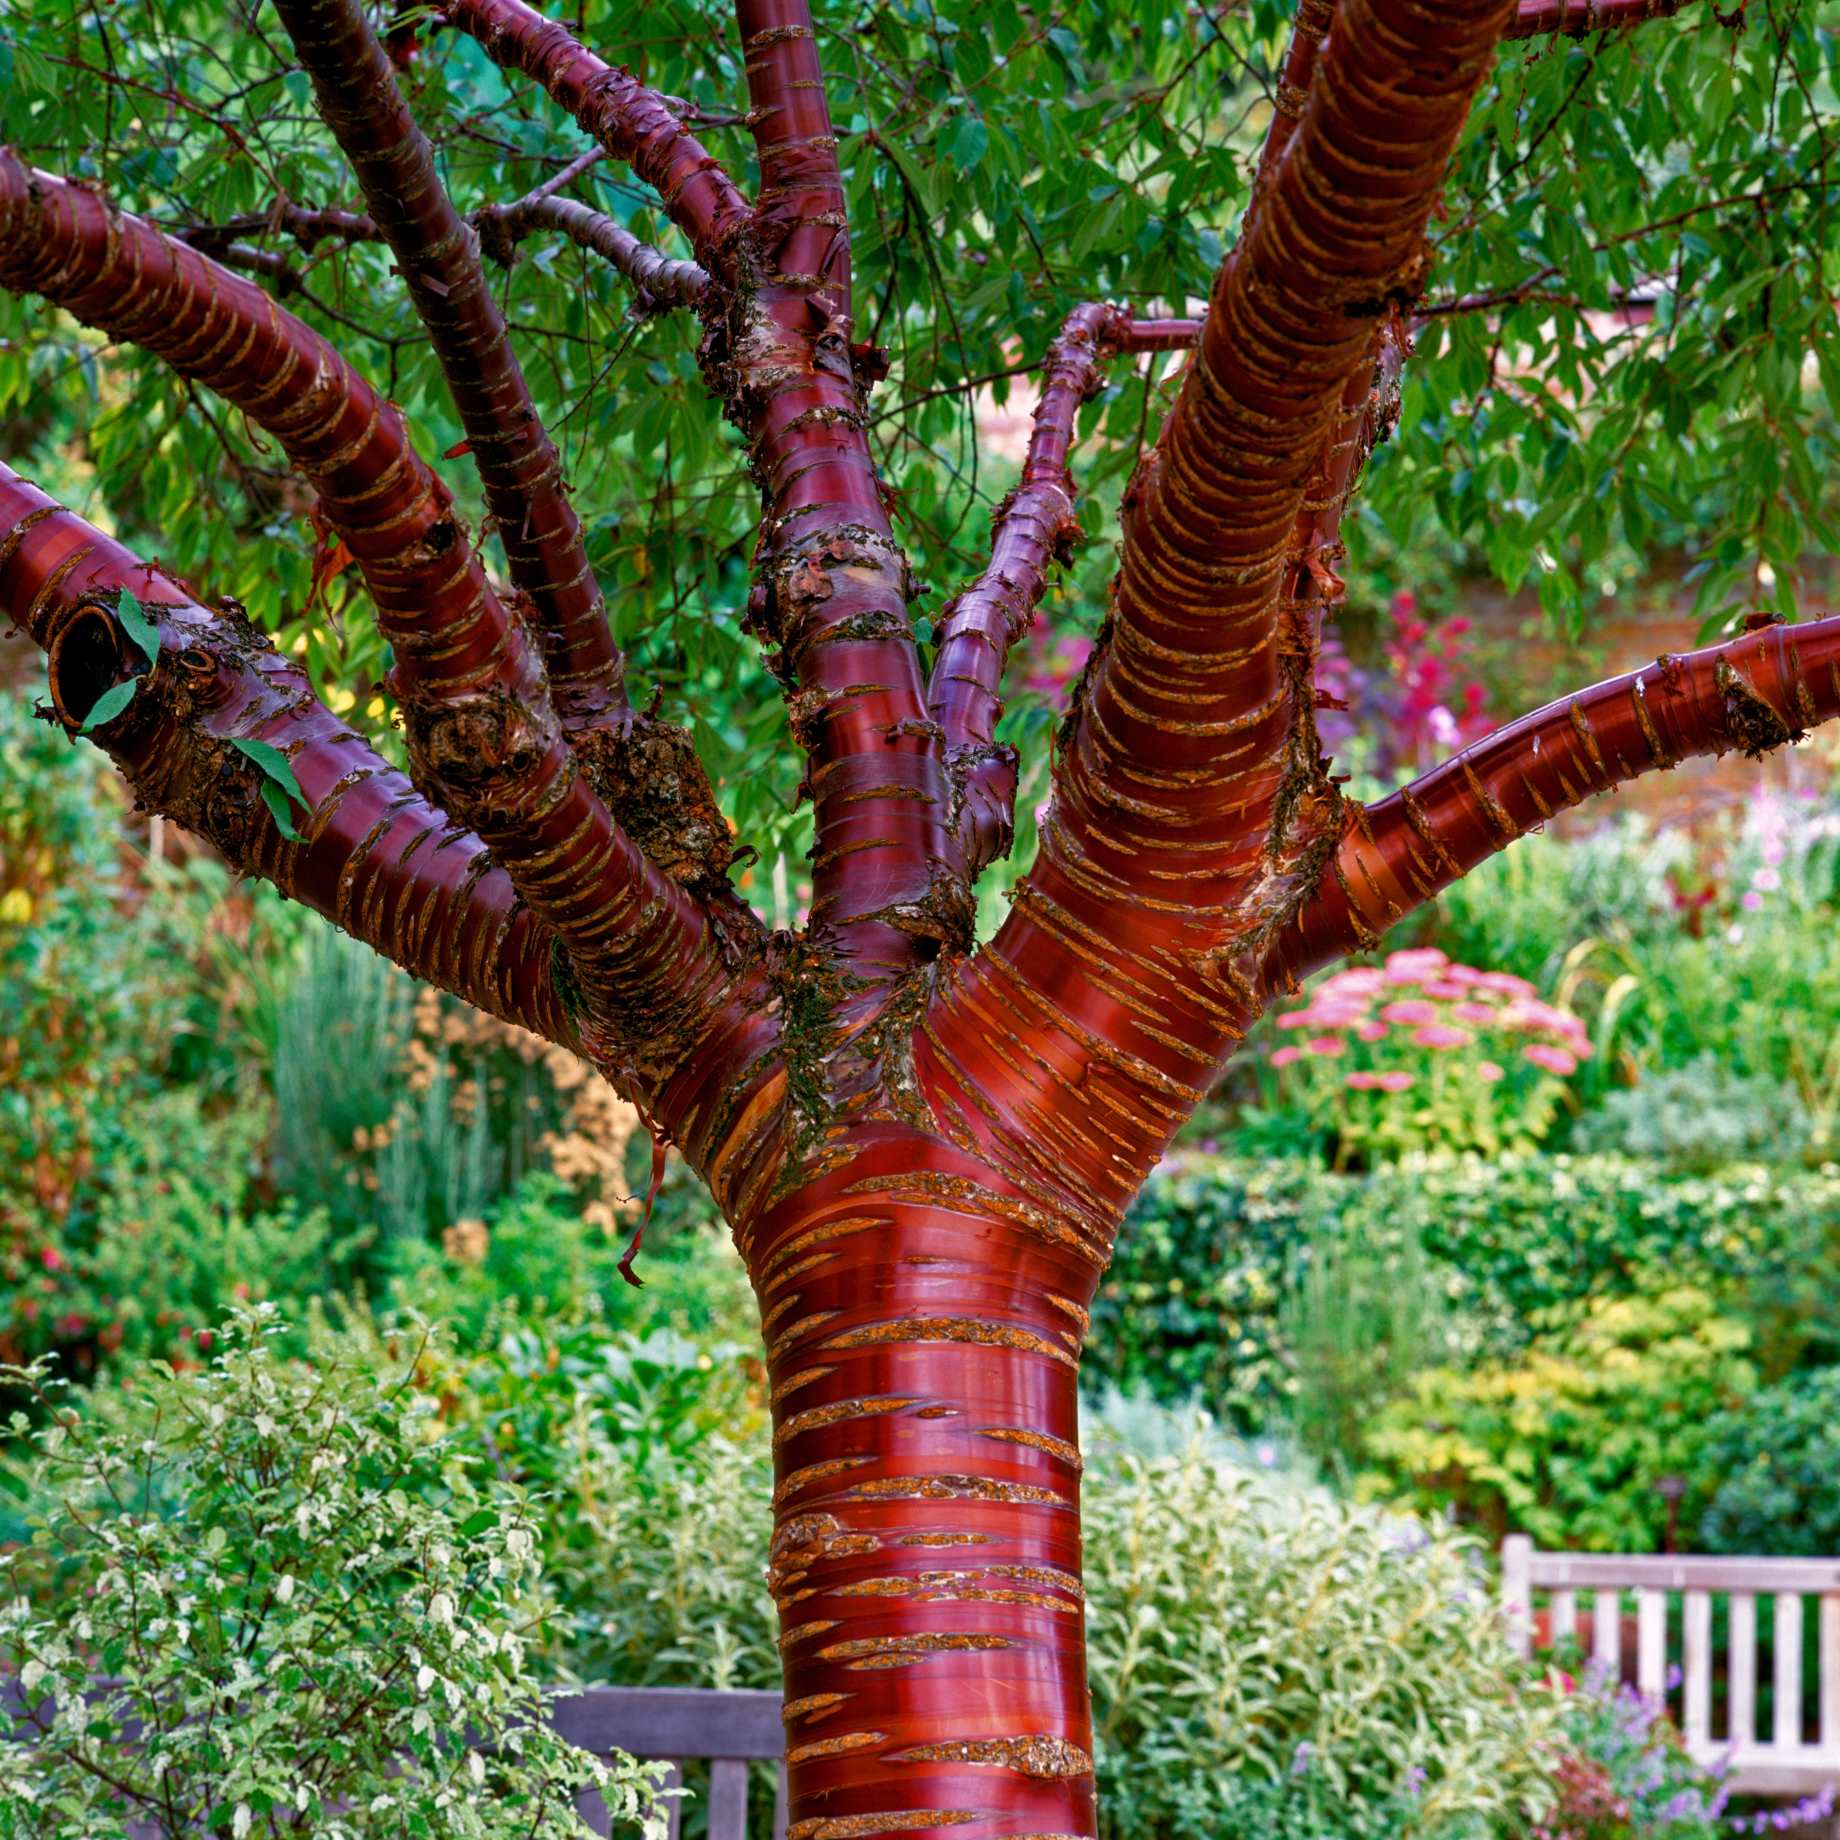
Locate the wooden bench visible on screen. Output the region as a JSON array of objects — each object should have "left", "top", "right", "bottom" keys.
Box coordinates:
[
  {"left": 1503, "top": 1537, "right": 1840, "bottom": 1795},
  {"left": 3, "top": 1681, "right": 789, "bottom": 1839},
  {"left": 554, "top": 1687, "right": 788, "bottom": 1839}
]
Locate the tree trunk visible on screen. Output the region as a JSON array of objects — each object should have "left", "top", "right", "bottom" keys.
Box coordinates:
[{"left": 742, "top": 1129, "right": 1102, "bottom": 1838}]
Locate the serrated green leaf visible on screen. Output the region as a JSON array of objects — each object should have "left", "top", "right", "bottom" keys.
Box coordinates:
[
  {"left": 229, "top": 735, "right": 306, "bottom": 806},
  {"left": 258, "top": 778, "right": 301, "bottom": 843}
]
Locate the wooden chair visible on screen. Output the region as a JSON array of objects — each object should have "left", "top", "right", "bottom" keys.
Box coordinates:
[
  {"left": 1504, "top": 1537, "right": 1840, "bottom": 1795},
  {"left": 551, "top": 1686, "right": 788, "bottom": 1839}
]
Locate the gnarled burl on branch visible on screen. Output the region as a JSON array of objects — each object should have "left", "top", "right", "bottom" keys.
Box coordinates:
[{"left": 2, "top": 0, "right": 1832, "bottom": 1832}]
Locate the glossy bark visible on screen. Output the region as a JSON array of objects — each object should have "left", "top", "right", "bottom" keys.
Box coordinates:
[{"left": 0, "top": 0, "right": 1829, "bottom": 1834}]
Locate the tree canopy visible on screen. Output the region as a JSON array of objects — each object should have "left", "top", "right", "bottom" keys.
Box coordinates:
[{"left": 4, "top": 0, "right": 1836, "bottom": 910}]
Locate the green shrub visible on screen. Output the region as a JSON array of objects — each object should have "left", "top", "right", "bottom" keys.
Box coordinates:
[
  {"left": 0, "top": 1308, "right": 663, "bottom": 1839},
  {"left": 1575, "top": 1054, "right": 1814, "bottom": 1169},
  {"left": 380, "top": 1173, "right": 755, "bottom": 1352},
  {"left": 1361, "top": 1287, "right": 1756, "bottom": 1551},
  {"left": 1083, "top": 1431, "right": 1560, "bottom": 1840},
  {"left": 1089, "top": 1153, "right": 1840, "bottom": 1425},
  {"left": 1697, "top": 1368, "right": 1840, "bottom": 1558}
]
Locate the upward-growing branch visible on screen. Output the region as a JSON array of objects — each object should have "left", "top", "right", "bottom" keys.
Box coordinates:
[
  {"left": 272, "top": 0, "right": 625, "bottom": 736},
  {"left": 715, "top": 0, "right": 958, "bottom": 975}
]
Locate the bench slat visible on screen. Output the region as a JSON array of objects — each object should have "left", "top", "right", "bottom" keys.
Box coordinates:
[
  {"left": 708, "top": 1758, "right": 750, "bottom": 1840},
  {"left": 549, "top": 1687, "right": 784, "bottom": 1760},
  {"left": 1776, "top": 1594, "right": 1805, "bottom": 1750},
  {"left": 1732, "top": 1592, "right": 1758, "bottom": 1751}
]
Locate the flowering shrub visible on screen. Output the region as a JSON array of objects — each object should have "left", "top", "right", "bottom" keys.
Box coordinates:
[
  {"left": 1266, "top": 947, "right": 1591, "bottom": 1164},
  {"left": 1382, "top": 598, "right": 1493, "bottom": 772},
  {"left": 0, "top": 1307, "right": 665, "bottom": 1839},
  {"left": 1536, "top": 1669, "right": 1730, "bottom": 1840}
]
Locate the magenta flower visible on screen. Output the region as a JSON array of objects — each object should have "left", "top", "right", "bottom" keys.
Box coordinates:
[
  {"left": 1373, "top": 1071, "right": 1416, "bottom": 1092},
  {"left": 1271, "top": 1045, "right": 1304, "bottom": 1068},
  {"left": 1380, "top": 999, "right": 1438, "bottom": 1025},
  {"left": 1477, "top": 1060, "right": 1505, "bottom": 1083},
  {"left": 1523, "top": 1043, "right": 1578, "bottom": 1076},
  {"left": 1424, "top": 979, "right": 1470, "bottom": 999},
  {"left": 1476, "top": 971, "right": 1537, "bottom": 998},
  {"left": 1356, "top": 1020, "right": 1388, "bottom": 1042},
  {"left": 1346, "top": 1070, "right": 1384, "bottom": 1090},
  {"left": 1413, "top": 1024, "right": 1472, "bottom": 1049},
  {"left": 1303, "top": 1035, "right": 1345, "bottom": 1057},
  {"left": 1741, "top": 890, "right": 1764, "bottom": 912},
  {"left": 1276, "top": 1008, "right": 1319, "bottom": 1030},
  {"left": 1452, "top": 1001, "right": 1497, "bottom": 1024}
]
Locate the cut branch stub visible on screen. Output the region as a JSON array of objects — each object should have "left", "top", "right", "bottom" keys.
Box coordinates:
[{"left": 0, "top": 463, "right": 572, "bottom": 1041}]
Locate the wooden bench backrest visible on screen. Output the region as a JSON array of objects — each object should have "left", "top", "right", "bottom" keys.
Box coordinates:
[{"left": 1503, "top": 1537, "right": 1840, "bottom": 1797}]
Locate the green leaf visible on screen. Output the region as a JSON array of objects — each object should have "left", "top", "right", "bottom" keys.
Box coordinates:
[
  {"left": 229, "top": 735, "right": 306, "bottom": 807},
  {"left": 115, "top": 588, "right": 161, "bottom": 669},
  {"left": 79, "top": 678, "right": 138, "bottom": 733},
  {"left": 258, "top": 779, "right": 301, "bottom": 843},
  {"left": 942, "top": 115, "right": 989, "bottom": 173}
]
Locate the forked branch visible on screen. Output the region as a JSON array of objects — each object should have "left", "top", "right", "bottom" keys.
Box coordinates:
[
  {"left": 1266, "top": 615, "right": 1840, "bottom": 989},
  {"left": 0, "top": 465, "right": 572, "bottom": 1043},
  {"left": 440, "top": 0, "right": 753, "bottom": 277},
  {"left": 928, "top": 307, "right": 1203, "bottom": 877}
]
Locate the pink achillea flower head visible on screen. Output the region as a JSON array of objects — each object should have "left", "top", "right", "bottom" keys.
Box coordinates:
[
  {"left": 1304, "top": 1036, "right": 1345, "bottom": 1057},
  {"left": 1380, "top": 999, "right": 1438, "bottom": 1025},
  {"left": 1373, "top": 1071, "right": 1416, "bottom": 1093},
  {"left": 1413, "top": 1024, "right": 1472, "bottom": 1049},
  {"left": 1477, "top": 1061, "right": 1505, "bottom": 1082},
  {"left": 1356, "top": 1020, "right": 1388, "bottom": 1042},
  {"left": 1271, "top": 1045, "right": 1303, "bottom": 1067}
]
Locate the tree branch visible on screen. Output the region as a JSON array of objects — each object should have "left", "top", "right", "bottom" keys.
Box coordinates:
[
  {"left": 1265, "top": 615, "right": 1840, "bottom": 989},
  {"left": 0, "top": 464, "right": 571, "bottom": 1044},
  {"left": 438, "top": 0, "right": 753, "bottom": 279},
  {"left": 1044, "top": 0, "right": 1515, "bottom": 898},
  {"left": 477, "top": 193, "right": 709, "bottom": 307},
  {"left": 1503, "top": 0, "right": 1691, "bottom": 36},
  {"left": 0, "top": 155, "right": 748, "bottom": 1060},
  {"left": 272, "top": 0, "right": 624, "bottom": 735},
  {"left": 927, "top": 307, "right": 1201, "bottom": 878}
]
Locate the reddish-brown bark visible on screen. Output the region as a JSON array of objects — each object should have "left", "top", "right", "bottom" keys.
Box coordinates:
[
  {"left": 1, "top": 1, "right": 1830, "bottom": 1834},
  {"left": 272, "top": 0, "right": 624, "bottom": 737},
  {"left": 1267, "top": 615, "right": 1840, "bottom": 989},
  {"left": 0, "top": 465, "right": 570, "bottom": 1041},
  {"left": 1504, "top": 0, "right": 1690, "bottom": 35}
]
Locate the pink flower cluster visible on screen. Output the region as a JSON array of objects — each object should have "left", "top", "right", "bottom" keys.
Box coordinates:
[{"left": 1268, "top": 947, "right": 1592, "bottom": 1088}]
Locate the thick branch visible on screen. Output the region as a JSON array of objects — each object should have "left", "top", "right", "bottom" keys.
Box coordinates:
[
  {"left": 0, "top": 464, "right": 570, "bottom": 1043},
  {"left": 1267, "top": 615, "right": 1840, "bottom": 989},
  {"left": 927, "top": 307, "right": 1202, "bottom": 877},
  {"left": 439, "top": 0, "right": 753, "bottom": 279},
  {"left": 273, "top": 0, "right": 623, "bottom": 732},
  {"left": 1504, "top": 0, "right": 1689, "bottom": 35},
  {"left": 1033, "top": 0, "right": 1514, "bottom": 923},
  {"left": 0, "top": 156, "right": 744, "bottom": 1052},
  {"left": 705, "top": 0, "right": 958, "bottom": 972}
]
